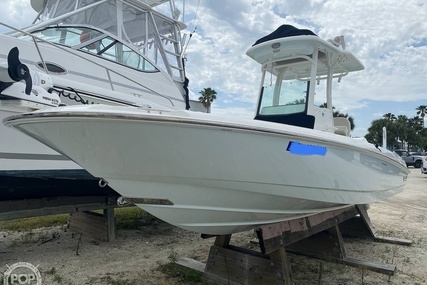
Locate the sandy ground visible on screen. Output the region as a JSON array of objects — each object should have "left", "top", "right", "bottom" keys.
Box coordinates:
[{"left": 0, "top": 168, "right": 426, "bottom": 285}]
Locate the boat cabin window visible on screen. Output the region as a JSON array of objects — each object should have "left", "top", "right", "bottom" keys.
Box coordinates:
[
  {"left": 258, "top": 77, "right": 308, "bottom": 115},
  {"left": 30, "top": 27, "right": 102, "bottom": 47},
  {"left": 82, "top": 36, "right": 157, "bottom": 72},
  {"left": 255, "top": 67, "right": 314, "bottom": 128},
  {"left": 28, "top": 27, "right": 158, "bottom": 72}
]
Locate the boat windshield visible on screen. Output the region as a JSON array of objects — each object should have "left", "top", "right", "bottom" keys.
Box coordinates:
[
  {"left": 25, "top": 0, "right": 185, "bottom": 81},
  {"left": 28, "top": 26, "right": 157, "bottom": 72},
  {"left": 257, "top": 69, "right": 309, "bottom": 116}
]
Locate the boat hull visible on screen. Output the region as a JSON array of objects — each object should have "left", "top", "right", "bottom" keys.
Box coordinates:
[
  {"left": 4, "top": 107, "right": 409, "bottom": 234},
  {"left": 0, "top": 110, "right": 79, "bottom": 172}
]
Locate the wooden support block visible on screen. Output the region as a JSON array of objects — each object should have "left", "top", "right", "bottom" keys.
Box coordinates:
[
  {"left": 269, "top": 247, "right": 294, "bottom": 285},
  {"left": 205, "top": 245, "right": 288, "bottom": 284},
  {"left": 340, "top": 205, "right": 412, "bottom": 246},
  {"left": 257, "top": 206, "right": 359, "bottom": 255},
  {"left": 374, "top": 235, "right": 413, "bottom": 246},
  {"left": 286, "top": 225, "right": 346, "bottom": 260},
  {"left": 286, "top": 224, "right": 396, "bottom": 276},
  {"left": 104, "top": 208, "right": 116, "bottom": 241},
  {"left": 339, "top": 216, "right": 373, "bottom": 238},
  {"left": 69, "top": 211, "right": 114, "bottom": 241},
  {"left": 342, "top": 257, "right": 396, "bottom": 275},
  {"left": 177, "top": 257, "right": 241, "bottom": 285},
  {"left": 355, "top": 204, "right": 376, "bottom": 237},
  {"left": 0, "top": 196, "right": 116, "bottom": 220},
  {"left": 179, "top": 205, "right": 403, "bottom": 284},
  {"left": 214, "top": 235, "right": 231, "bottom": 247}
]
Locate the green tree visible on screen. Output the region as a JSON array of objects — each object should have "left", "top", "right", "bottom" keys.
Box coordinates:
[
  {"left": 407, "top": 116, "right": 423, "bottom": 150},
  {"left": 365, "top": 118, "right": 396, "bottom": 149},
  {"left": 395, "top": 115, "right": 409, "bottom": 149},
  {"left": 365, "top": 111, "right": 427, "bottom": 151},
  {"left": 416, "top": 105, "right": 427, "bottom": 128},
  {"left": 198, "top": 87, "right": 217, "bottom": 113},
  {"left": 383, "top": 113, "right": 397, "bottom": 121}
]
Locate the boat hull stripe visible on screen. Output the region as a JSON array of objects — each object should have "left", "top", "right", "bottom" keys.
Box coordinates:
[{"left": 0, "top": 152, "right": 68, "bottom": 161}]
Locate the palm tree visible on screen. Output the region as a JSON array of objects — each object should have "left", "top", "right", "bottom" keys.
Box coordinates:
[
  {"left": 367, "top": 110, "right": 427, "bottom": 151},
  {"left": 416, "top": 105, "right": 427, "bottom": 128},
  {"left": 396, "top": 115, "right": 409, "bottom": 149},
  {"left": 383, "top": 113, "right": 397, "bottom": 121},
  {"left": 365, "top": 118, "right": 394, "bottom": 148},
  {"left": 198, "top": 87, "right": 217, "bottom": 113}
]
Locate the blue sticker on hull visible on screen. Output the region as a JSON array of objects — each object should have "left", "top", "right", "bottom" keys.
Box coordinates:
[{"left": 286, "top": 141, "right": 327, "bottom": 156}]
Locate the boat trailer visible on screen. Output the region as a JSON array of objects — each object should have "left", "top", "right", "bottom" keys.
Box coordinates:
[{"left": 177, "top": 205, "right": 412, "bottom": 285}]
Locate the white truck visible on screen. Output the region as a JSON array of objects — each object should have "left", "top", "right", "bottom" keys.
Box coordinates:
[{"left": 393, "top": 149, "right": 423, "bottom": 168}]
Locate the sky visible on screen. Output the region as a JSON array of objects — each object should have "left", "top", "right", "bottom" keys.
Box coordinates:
[{"left": 0, "top": 0, "right": 426, "bottom": 137}]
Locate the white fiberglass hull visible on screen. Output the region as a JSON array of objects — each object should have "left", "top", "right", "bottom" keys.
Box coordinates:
[
  {"left": 0, "top": 110, "right": 79, "bottom": 172},
  {"left": 4, "top": 105, "right": 409, "bottom": 234}
]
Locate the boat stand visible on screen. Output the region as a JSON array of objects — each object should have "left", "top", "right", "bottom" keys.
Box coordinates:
[
  {"left": 0, "top": 196, "right": 119, "bottom": 242},
  {"left": 177, "top": 205, "right": 412, "bottom": 285}
]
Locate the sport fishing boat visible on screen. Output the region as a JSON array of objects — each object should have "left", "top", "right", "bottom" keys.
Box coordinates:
[
  {"left": 4, "top": 25, "right": 409, "bottom": 234},
  {"left": 0, "top": 0, "right": 201, "bottom": 198}
]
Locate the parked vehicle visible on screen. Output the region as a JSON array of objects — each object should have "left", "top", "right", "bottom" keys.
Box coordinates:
[
  {"left": 421, "top": 157, "right": 427, "bottom": 174},
  {"left": 394, "top": 150, "right": 423, "bottom": 168}
]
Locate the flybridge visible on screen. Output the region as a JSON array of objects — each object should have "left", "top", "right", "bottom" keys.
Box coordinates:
[{"left": 24, "top": 0, "right": 186, "bottom": 83}]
